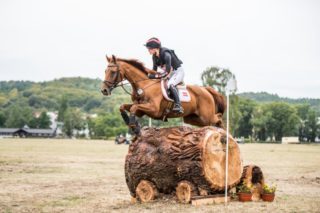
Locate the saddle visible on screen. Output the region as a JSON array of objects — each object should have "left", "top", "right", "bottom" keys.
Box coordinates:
[
  {"left": 160, "top": 79, "right": 191, "bottom": 102},
  {"left": 160, "top": 79, "right": 191, "bottom": 122}
]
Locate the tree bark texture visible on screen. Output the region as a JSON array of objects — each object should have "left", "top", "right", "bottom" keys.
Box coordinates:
[{"left": 125, "top": 126, "right": 243, "bottom": 199}]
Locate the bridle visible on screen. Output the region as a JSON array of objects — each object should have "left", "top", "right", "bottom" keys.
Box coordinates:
[
  {"left": 103, "top": 64, "right": 123, "bottom": 91},
  {"left": 102, "top": 63, "right": 160, "bottom": 96}
]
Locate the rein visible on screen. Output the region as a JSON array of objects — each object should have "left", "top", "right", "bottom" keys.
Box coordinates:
[
  {"left": 103, "top": 64, "right": 160, "bottom": 96},
  {"left": 116, "top": 79, "right": 160, "bottom": 96}
]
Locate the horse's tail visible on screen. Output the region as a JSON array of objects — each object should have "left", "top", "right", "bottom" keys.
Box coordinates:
[{"left": 205, "top": 87, "right": 226, "bottom": 114}]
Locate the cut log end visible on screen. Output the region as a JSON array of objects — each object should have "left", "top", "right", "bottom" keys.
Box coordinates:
[
  {"left": 136, "top": 180, "right": 158, "bottom": 202},
  {"left": 202, "top": 129, "right": 242, "bottom": 190},
  {"left": 176, "top": 181, "right": 197, "bottom": 203}
]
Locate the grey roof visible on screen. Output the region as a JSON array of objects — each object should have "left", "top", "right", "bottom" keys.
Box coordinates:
[
  {"left": 0, "top": 128, "right": 19, "bottom": 133},
  {"left": 23, "top": 128, "right": 56, "bottom": 134},
  {"left": 0, "top": 128, "right": 56, "bottom": 134}
]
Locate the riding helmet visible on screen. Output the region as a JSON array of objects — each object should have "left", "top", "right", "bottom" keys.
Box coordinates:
[{"left": 144, "top": 37, "right": 161, "bottom": 49}]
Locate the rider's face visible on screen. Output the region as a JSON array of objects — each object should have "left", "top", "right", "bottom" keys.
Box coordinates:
[{"left": 148, "top": 48, "right": 157, "bottom": 55}]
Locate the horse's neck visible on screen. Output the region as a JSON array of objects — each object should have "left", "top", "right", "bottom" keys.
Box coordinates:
[{"left": 122, "top": 63, "right": 149, "bottom": 88}]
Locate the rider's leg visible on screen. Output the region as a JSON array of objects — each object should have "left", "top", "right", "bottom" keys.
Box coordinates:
[
  {"left": 169, "top": 85, "right": 184, "bottom": 114},
  {"left": 168, "top": 67, "right": 184, "bottom": 114}
]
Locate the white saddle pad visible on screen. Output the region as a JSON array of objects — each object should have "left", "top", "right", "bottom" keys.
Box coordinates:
[{"left": 161, "top": 80, "right": 191, "bottom": 102}]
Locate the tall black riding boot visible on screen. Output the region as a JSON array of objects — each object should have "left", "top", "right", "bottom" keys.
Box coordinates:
[{"left": 169, "top": 85, "right": 184, "bottom": 114}]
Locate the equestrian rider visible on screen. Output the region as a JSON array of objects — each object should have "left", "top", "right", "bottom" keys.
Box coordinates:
[{"left": 144, "top": 37, "right": 184, "bottom": 114}]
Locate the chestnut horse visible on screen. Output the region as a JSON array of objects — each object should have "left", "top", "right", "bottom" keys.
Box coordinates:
[{"left": 101, "top": 55, "right": 226, "bottom": 134}]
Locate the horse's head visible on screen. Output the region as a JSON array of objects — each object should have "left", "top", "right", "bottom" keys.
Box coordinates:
[{"left": 101, "top": 55, "right": 125, "bottom": 96}]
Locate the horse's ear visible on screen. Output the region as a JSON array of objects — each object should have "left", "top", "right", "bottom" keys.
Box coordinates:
[
  {"left": 106, "top": 54, "right": 111, "bottom": 63},
  {"left": 112, "top": 55, "right": 117, "bottom": 63}
]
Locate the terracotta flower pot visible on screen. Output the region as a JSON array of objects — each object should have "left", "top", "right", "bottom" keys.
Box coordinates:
[
  {"left": 238, "top": 193, "right": 252, "bottom": 202},
  {"left": 261, "top": 193, "right": 275, "bottom": 202}
]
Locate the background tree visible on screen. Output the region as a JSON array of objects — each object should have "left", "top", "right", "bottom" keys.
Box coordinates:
[
  {"left": 58, "top": 96, "right": 68, "bottom": 122},
  {"left": 229, "top": 95, "right": 241, "bottom": 136},
  {"left": 0, "top": 111, "right": 6, "bottom": 127},
  {"left": 63, "top": 108, "right": 86, "bottom": 137},
  {"left": 201, "top": 66, "right": 233, "bottom": 94},
  {"left": 253, "top": 102, "right": 299, "bottom": 142},
  {"left": 0, "top": 95, "right": 9, "bottom": 107},
  {"left": 295, "top": 104, "right": 319, "bottom": 142},
  {"left": 295, "top": 104, "right": 311, "bottom": 142},
  {"left": 89, "top": 112, "right": 127, "bottom": 139},
  {"left": 4, "top": 105, "right": 34, "bottom": 128},
  {"left": 235, "top": 98, "right": 257, "bottom": 138},
  {"left": 37, "top": 111, "right": 51, "bottom": 128},
  {"left": 269, "top": 102, "right": 299, "bottom": 141},
  {"left": 304, "top": 109, "right": 319, "bottom": 142},
  {"left": 252, "top": 105, "right": 273, "bottom": 141},
  {"left": 201, "top": 66, "right": 239, "bottom": 135}
]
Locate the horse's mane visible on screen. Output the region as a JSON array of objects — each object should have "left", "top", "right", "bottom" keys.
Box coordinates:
[{"left": 119, "top": 59, "right": 148, "bottom": 75}]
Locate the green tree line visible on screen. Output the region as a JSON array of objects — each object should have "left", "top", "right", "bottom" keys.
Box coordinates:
[
  {"left": 0, "top": 76, "right": 319, "bottom": 141},
  {"left": 202, "top": 66, "right": 320, "bottom": 142}
]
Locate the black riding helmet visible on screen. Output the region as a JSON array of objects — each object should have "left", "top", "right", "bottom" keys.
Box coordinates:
[{"left": 144, "top": 37, "right": 161, "bottom": 49}]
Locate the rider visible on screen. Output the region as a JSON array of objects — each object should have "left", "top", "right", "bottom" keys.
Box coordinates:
[{"left": 144, "top": 37, "right": 184, "bottom": 114}]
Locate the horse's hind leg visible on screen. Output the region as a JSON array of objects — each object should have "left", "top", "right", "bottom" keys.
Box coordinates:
[
  {"left": 214, "top": 113, "right": 225, "bottom": 129},
  {"left": 183, "top": 114, "right": 208, "bottom": 126},
  {"left": 183, "top": 113, "right": 224, "bottom": 128}
]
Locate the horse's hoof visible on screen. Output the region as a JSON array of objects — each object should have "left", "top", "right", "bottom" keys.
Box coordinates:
[{"left": 129, "top": 124, "right": 136, "bottom": 128}]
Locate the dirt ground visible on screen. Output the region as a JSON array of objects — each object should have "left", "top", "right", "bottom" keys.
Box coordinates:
[{"left": 0, "top": 138, "right": 319, "bottom": 213}]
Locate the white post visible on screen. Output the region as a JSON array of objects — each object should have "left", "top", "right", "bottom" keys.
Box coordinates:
[
  {"left": 224, "top": 75, "right": 237, "bottom": 205},
  {"left": 149, "top": 118, "right": 152, "bottom": 127},
  {"left": 225, "top": 91, "right": 230, "bottom": 204}
]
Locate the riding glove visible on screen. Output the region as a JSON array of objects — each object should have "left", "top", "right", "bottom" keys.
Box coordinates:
[{"left": 148, "top": 74, "right": 157, "bottom": 79}]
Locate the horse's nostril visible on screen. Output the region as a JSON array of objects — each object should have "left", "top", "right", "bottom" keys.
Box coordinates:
[{"left": 101, "top": 88, "right": 109, "bottom": 95}]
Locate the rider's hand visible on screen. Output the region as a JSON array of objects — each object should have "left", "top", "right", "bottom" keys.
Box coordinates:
[{"left": 148, "top": 74, "right": 156, "bottom": 79}]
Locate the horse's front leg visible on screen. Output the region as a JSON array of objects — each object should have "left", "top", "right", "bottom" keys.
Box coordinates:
[
  {"left": 119, "top": 104, "right": 133, "bottom": 125},
  {"left": 129, "top": 102, "right": 159, "bottom": 127}
]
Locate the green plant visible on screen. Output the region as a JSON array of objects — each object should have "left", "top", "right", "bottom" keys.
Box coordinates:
[
  {"left": 237, "top": 183, "right": 252, "bottom": 193},
  {"left": 263, "top": 184, "right": 277, "bottom": 194}
]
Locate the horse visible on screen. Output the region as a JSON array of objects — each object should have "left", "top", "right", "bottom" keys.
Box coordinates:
[{"left": 101, "top": 55, "right": 226, "bottom": 134}]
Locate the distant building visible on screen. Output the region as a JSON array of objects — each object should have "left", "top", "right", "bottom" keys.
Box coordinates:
[
  {"left": 47, "top": 111, "right": 58, "bottom": 129},
  {"left": 0, "top": 126, "right": 57, "bottom": 138},
  {"left": 282, "top": 137, "right": 299, "bottom": 144}
]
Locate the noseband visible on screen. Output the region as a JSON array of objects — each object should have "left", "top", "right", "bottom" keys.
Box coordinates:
[{"left": 103, "top": 64, "right": 124, "bottom": 90}]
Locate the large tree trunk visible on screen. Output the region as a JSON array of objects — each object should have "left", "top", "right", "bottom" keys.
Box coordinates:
[{"left": 125, "top": 126, "right": 243, "bottom": 202}]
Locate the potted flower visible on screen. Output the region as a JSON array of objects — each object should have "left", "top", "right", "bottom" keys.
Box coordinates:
[
  {"left": 237, "top": 183, "right": 252, "bottom": 202},
  {"left": 261, "top": 184, "right": 276, "bottom": 202}
]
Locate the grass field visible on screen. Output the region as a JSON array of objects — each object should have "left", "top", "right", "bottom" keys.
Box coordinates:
[{"left": 0, "top": 138, "right": 320, "bottom": 213}]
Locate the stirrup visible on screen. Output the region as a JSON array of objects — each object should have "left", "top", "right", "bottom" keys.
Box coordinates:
[{"left": 172, "top": 104, "right": 184, "bottom": 114}]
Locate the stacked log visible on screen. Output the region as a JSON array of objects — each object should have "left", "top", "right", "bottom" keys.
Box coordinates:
[
  {"left": 124, "top": 126, "right": 243, "bottom": 202},
  {"left": 239, "top": 165, "right": 265, "bottom": 201}
]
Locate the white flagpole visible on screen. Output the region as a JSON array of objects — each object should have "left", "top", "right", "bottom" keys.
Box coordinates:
[
  {"left": 224, "top": 75, "right": 237, "bottom": 205},
  {"left": 225, "top": 90, "right": 230, "bottom": 204}
]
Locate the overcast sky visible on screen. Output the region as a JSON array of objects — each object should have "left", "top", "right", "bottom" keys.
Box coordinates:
[{"left": 0, "top": 0, "right": 319, "bottom": 98}]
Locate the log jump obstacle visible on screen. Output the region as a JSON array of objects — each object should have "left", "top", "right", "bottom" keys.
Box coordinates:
[{"left": 125, "top": 126, "right": 244, "bottom": 203}]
